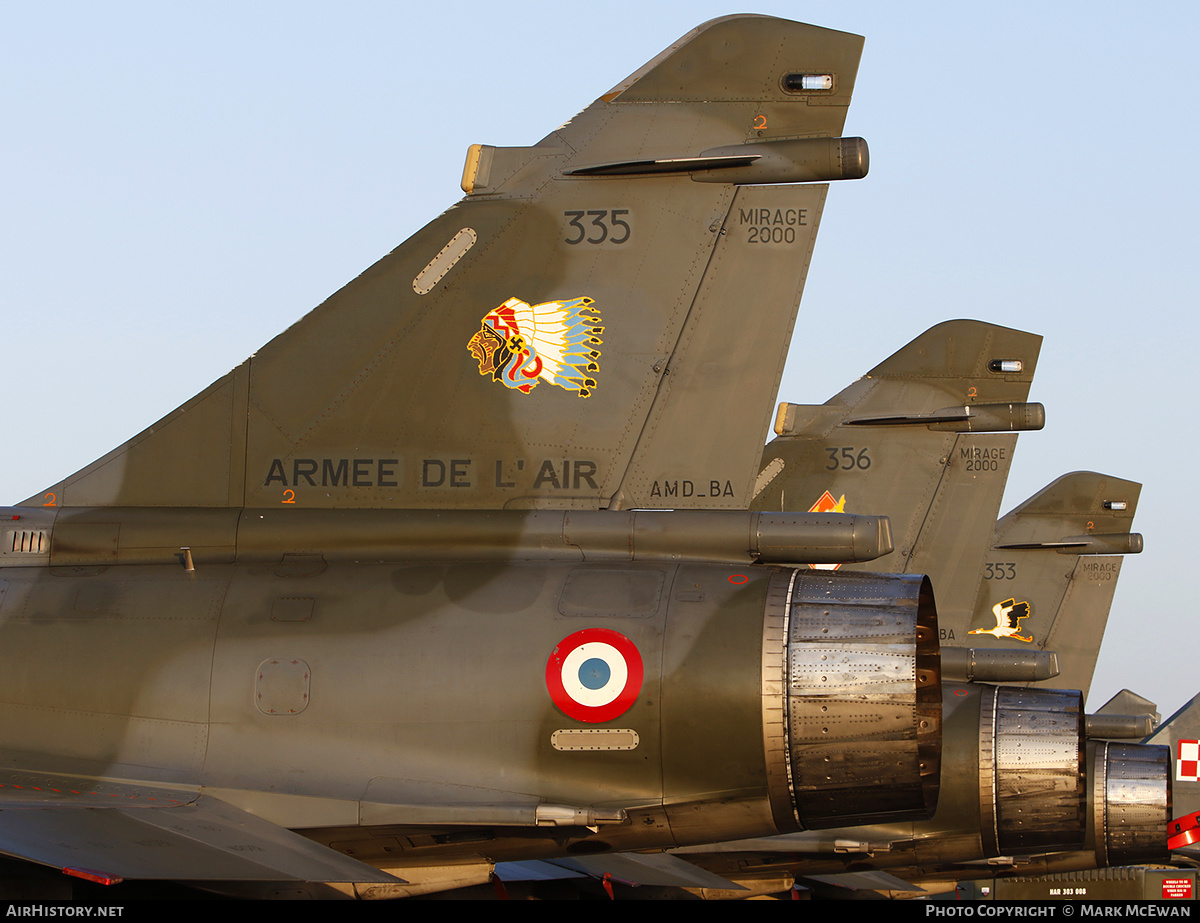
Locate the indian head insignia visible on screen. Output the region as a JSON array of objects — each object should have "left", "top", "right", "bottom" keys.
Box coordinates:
[{"left": 468, "top": 297, "right": 602, "bottom": 397}]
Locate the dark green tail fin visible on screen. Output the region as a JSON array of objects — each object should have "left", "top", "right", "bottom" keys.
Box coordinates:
[
  {"left": 32, "top": 16, "right": 867, "bottom": 512},
  {"left": 1148, "top": 691, "right": 1200, "bottom": 844},
  {"left": 966, "top": 472, "right": 1143, "bottom": 698},
  {"left": 754, "top": 319, "right": 1043, "bottom": 627}
]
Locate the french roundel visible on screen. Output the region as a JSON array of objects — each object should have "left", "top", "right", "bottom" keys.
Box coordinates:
[{"left": 545, "top": 628, "right": 644, "bottom": 723}]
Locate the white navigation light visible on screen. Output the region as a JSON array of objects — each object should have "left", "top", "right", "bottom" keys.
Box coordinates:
[{"left": 783, "top": 73, "right": 834, "bottom": 91}]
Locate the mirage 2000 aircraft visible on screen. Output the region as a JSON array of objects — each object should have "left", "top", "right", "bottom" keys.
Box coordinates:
[
  {"left": 486, "top": 324, "right": 1164, "bottom": 899},
  {"left": 0, "top": 16, "right": 958, "bottom": 899},
  {"left": 753, "top": 323, "right": 1145, "bottom": 699},
  {"left": 754, "top": 318, "right": 1046, "bottom": 640},
  {"left": 725, "top": 326, "right": 1164, "bottom": 898}
]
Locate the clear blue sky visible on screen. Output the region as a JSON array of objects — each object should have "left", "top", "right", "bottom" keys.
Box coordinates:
[{"left": 3, "top": 1, "right": 1197, "bottom": 713}]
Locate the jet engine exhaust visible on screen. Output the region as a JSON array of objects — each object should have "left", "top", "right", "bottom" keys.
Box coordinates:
[
  {"left": 1089, "top": 740, "right": 1171, "bottom": 866},
  {"left": 979, "top": 686, "right": 1086, "bottom": 853},
  {"left": 762, "top": 570, "right": 941, "bottom": 830}
]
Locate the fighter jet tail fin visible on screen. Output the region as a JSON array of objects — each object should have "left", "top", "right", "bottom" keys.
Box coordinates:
[
  {"left": 754, "top": 320, "right": 1041, "bottom": 626},
  {"left": 966, "top": 472, "right": 1142, "bottom": 698},
  {"left": 1148, "top": 692, "right": 1200, "bottom": 848},
  {"left": 29, "top": 16, "right": 868, "bottom": 513},
  {"left": 1097, "top": 689, "right": 1160, "bottom": 725}
]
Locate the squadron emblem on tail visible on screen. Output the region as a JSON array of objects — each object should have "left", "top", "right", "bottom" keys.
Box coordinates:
[
  {"left": 971, "top": 598, "right": 1034, "bottom": 643},
  {"left": 468, "top": 296, "right": 602, "bottom": 396}
]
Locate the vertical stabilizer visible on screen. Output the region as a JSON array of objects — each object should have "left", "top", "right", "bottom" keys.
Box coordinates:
[
  {"left": 754, "top": 319, "right": 1042, "bottom": 628},
  {"left": 1097, "top": 689, "right": 1160, "bottom": 727},
  {"left": 965, "top": 472, "right": 1143, "bottom": 698},
  {"left": 1148, "top": 692, "right": 1200, "bottom": 848},
  {"left": 29, "top": 17, "right": 868, "bottom": 513}
]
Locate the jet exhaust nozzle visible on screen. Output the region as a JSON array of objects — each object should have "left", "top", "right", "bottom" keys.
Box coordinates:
[
  {"left": 981, "top": 686, "right": 1086, "bottom": 854},
  {"left": 763, "top": 570, "right": 941, "bottom": 830},
  {"left": 1089, "top": 741, "right": 1171, "bottom": 866}
]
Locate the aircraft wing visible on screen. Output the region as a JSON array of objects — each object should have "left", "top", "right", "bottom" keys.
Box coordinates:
[
  {"left": 0, "top": 771, "right": 396, "bottom": 885},
  {"left": 497, "top": 853, "right": 743, "bottom": 890},
  {"left": 800, "top": 870, "right": 927, "bottom": 893}
]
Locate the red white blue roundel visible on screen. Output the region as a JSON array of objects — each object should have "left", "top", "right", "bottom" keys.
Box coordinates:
[{"left": 545, "top": 628, "right": 644, "bottom": 723}]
